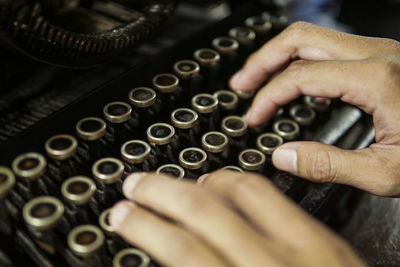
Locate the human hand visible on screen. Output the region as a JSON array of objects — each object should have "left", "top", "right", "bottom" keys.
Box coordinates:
[
  {"left": 230, "top": 21, "right": 400, "bottom": 196},
  {"left": 110, "top": 171, "right": 366, "bottom": 267}
]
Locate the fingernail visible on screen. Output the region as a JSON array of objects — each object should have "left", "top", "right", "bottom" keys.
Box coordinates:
[
  {"left": 230, "top": 70, "right": 244, "bottom": 90},
  {"left": 272, "top": 147, "right": 298, "bottom": 174},
  {"left": 122, "top": 172, "right": 148, "bottom": 197},
  {"left": 197, "top": 173, "right": 210, "bottom": 185},
  {"left": 110, "top": 201, "right": 135, "bottom": 229}
]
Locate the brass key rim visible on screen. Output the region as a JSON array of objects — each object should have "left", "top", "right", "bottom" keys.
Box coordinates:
[
  {"left": 289, "top": 104, "right": 316, "bottom": 126},
  {"left": 221, "top": 116, "right": 248, "bottom": 137},
  {"left": 103, "top": 102, "right": 132, "bottom": 124},
  {"left": 147, "top": 123, "right": 176, "bottom": 146},
  {"left": 191, "top": 93, "right": 219, "bottom": 114},
  {"left": 273, "top": 119, "right": 300, "bottom": 141},
  {"left": 193, "top": 48, "right": 221, "bottom": 67},
  {"left": 76, "top": 117, "right": 107, "bottom": 141},
  {"left": 113, "top": 248, "right": 151, "bottom": 267},
  {"left": 234, "top": 89, "right": 255, "bottom": 100},
  {"left": 12, "top": 152, "right": 47, "bottom": 181},
  {"left": 156, "top": 164, "right": 185, "bottom": 179},
  {"left": 212, "top": 37, "right": 239, "bottom": 55},
  {"left": 0, "top": 166, "right": 15, "bottom": 198},
  {"left": 23, "top": 196, "right": 64, "bottom": 231},
  {"left": 68, "top": 225, "right": 105, "bottom": 258},
  {"left": 238, "top": 149, "right": 266, "bottom": 171},
  {"left": 173, "top": 60, "right": 200, "bottom": 80},
  {"left": 129, "top": 87, "right": 157, "bottom": 108},
  {"left": 303, "top": 96, "right": 331, "bottom": 112},
  {"left": 201, "top": 131, "right": 229, "bottom": 153},
  {"left": 152, "top": 73, "right": 179, "bottom": 93},
  {"left": 214, "top": 90, "right": 239, "bottom": 111},
  {"left": 45, "top": 134, "right": 78, "bottom": 160},
  {"left": 244, "top": 16, "right": 272, "bottom": 34},
  {"left": 61, "top": 176, "right": 96, "bottom": 206},
  {"left": 99, "top": 208, "right": 116, "bottom": 237},
  {"left": 92, "top": 158, "right": 124, "bottom": 184},
  {"left": 256, "top": 133, "right": 284, "bottom": 155},
  {"left": 229, "top": 27, "right": 256, "bottom": 45},
  {"left": 179, "top": 147, "right": 208, "bottom": 170},
  {"left": 121, "top": 140, "right": 151, "bottom": 164},
  {"left": 222, "top": 165, "right": 245, "bottom": 173},
  {"left": 171, "top": 108, "right": 199, "bottom": 129}
]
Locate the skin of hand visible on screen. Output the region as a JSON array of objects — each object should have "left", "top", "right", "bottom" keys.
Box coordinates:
[
  {"left": 230, "top": 21, "right": 400, "bottom": 197},
  {"left": 110, "top": 171, "right": 366, "bottom": 267}
]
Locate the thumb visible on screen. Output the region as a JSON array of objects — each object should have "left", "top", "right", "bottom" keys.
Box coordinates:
[{"left": 272, "top": 142, "right": 400, "bottom": 196}]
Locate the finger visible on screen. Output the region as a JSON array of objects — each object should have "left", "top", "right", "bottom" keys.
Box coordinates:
[
  {"left": 229, "top": 21, "right": 391, "bottom": 92},
  {"left": 272, "top": 141, "right": 400, "bottom": 196},
  {"left": 122, "top": 173, "right": 275, "bottom": 267},
  {"left": 198, "top": 170, "right": 329, "bottom": 249},
  {"left": 110, "top": 201, "right": 227, "bottom": 267},
  {"left": 246, "top": 59, "right": 379, "bottom": 127}
]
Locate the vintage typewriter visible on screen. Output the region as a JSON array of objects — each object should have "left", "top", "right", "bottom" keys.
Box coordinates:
[{"left": 0, "top": 1, "right": 375, "bottom": 266}]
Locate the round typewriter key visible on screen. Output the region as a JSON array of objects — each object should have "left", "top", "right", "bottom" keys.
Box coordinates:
[
  {"left": 289, "top": 105, "right": 316, "bottom": 126},
  {"left": 173, "top": 60, "right": 200, "bottom": 80},
  {"left": 152, "top": 73, "right": 179, "bottom": 93},
  {"left": 244, "top": 16, "right": 272, "bottom": 34},
  {"left": 214, "top": 90, "right": 238, "bottom": 111},
  {"left": 129, "top": 87, "right": 157, "bottom": 108},
  {"left": 222, "top": 165, "right": 244, "bottom": 173},
  {"left": 92, "top": 158, "right": 124, "bottom": 184},
  {"left": 239, "top": 149, "right": 266, "bottom": 171},
  {"left": 147, "top": 123, "right": 175, "bottom": 146},
  {"left": 61, "top": 176, "right": 96, "bottom": 206},
  {"left": 229, "top": 27, "right": 256, "bottom": 45},
  {"left": 273, "top": 119, "right": 300, "bottom": 141},
  {"left": 121, "top": 140, "right": 151, "bottom": 164},
  {"left": 179, "top": 148, "right": 207, "bottom": 170},
  {"left": 12, "top": 152, "right": 47, "bottom": 181},
  {"left": 191, "top": 93, "right": 218, "bottom": 114},
  {"left": 221, "top": 116, "right": 248, "bottom": 137},
  {"left": 234, "top": 89, "right": 255, "bottom": 100},
  {"left": 23, "top": 196, "right": 65, "bottom": 231},
  {"left": 201, "top": 131, "right": 229, "bottom": 153},
  {"left": 156, "top": 164, "right": 185, "bottom": 179},
  {"left": 113, "top": 248, "right": 151, "bottom": 267},
  {"left": 0, "top": 167, "right": 15, "bottom": 198},
  {"left": 103, "top": 102, "right": 132, "bottom": 124},
  {"left": 68, "top": 225, "right": 105, "bottom": 258},
  {"left": 303, "top": 96, "right": 331, "bottom": 112},
  {"left": 45, "top": 134, "right": 78, "bottom": 160},
  {"left": 193, "top": 48, "right": 221, "bottom": 67},
  {"left": 212, "top": 37, "right": 239, "bottom": 55},
  {"left": 171, "top": 108, "right": 198, "bottom": 130},
  {"left": 99, "top": 208, "right": 115, "bottom": 237},
  {"left": 76, "top": 117, "right": 107, "bottom": 141},
  {"left": 257, "top": 133, "right": 284, "bottom": 155}
]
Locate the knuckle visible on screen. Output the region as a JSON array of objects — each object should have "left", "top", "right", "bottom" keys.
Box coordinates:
[
  {"left": 285, "top": 60, "right": 307, "bottom": 78},
  {"left": 306, "top": 150, "right": 338, "bottom": 182},
  {"left": 374, "top": 58, "right": 400, "bottom": 83},
  {"left": 228, "top": 174, "right": 266, "bottom": 201},
  {"left": 285, "top": 21, "right": 311, "bottom": 37}
]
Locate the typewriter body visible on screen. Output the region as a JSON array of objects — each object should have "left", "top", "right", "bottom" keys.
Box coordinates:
[{"left": 0, "top": 1, "right": 375, "bottom": 266}]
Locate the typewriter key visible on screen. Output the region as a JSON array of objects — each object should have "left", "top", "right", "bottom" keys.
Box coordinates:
[
  {"left": 273, "top": 119, "right": 300, "bottom": 141},
  {"left": 229, "top": 27, "right": 256, "bottom": 46},
  {"left": 23, "top": 196, "right": 65, "bottom": 231},
  {"left": 76, "top": 117, "right": 107, "bottom": 141},
  {"left": 156, "top": 164, "right": 185, "bottom": 179},
  {"left": 244, "top": 16, "right": 272, "bottom": 35},
  {"left": 12, "top": 152, "right": 46, "bottom": 181},
  {"left": 192, "top": 94, "right": 218, "bottom": 114},
  {"left": 0, "top": 167, "right": 15, "bottom": 199},
  {"left": 193, "top": 48, "right": 220, "bottom": 67},
  {"left": 62, "top": 176, "right": 96, "bottom": 206},
  {"left": 214, "top": 90, "right": 239, "bottom": 115},
  {"left": 239, "top": 149, "right": 266, "bottom": 172},
  {"left": 290, "top": 105, "right": 316, "bottom": 126},
  {"left": 113, "top": 248, "right": 151, "bottom": 267},
  {"left": 104, "top": 102, "right": 132, "bottom": 124},
  {"left": 147, "top": 123, "right": 176, "bottom": 146},
  {"left": 171, "top": 108, "right": 200, "bottom": 146},
  {"left": 92, "top": 158, "right": 124, "bottom": 185},
  {"left": 99, "top": 208, "right": 128, "bottom": 255},
  {"left": 202, "top": 131, "right": 229, "bottom": 170},
  {"left": 257, "top": 133, "right": 284, "bottom": 155},
  {"left": 173, "top": 60, "right": 200, "bottom": 80},
  {"left": 179, "top": 147, "right": 208, "bottom": 174},
  {"left": 129, "top": 87, "right": 157, "bottom": 108},
  {"left": 212, "top": 37, "right": 239, "bottom": 55},
  {"left": 68, "top": 225, "right": 105, "bottom": 258},
  {"left": 99, "top": 208, "right": 116, "bottom": 237},
  {"left": 221, "top": 116, "right": 248, "bottom": 137},
  {"left": 45, "top": 134, "right": 78, "bottom": 160},
  {"left": 303, "top": 96, "right": 331, "bottom": 112},
  {"left": 121, "top": 140, "right": 151, "bottom": 165},
  {"left": 152, "top": 73, "right": 179, "bottom": 94},
  {"left": 222, "top": 166, "right": 245, "bottom": 173}
]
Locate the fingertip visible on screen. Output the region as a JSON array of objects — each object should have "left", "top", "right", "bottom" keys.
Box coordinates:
[
  {"left": 122, "top": 172, "right": 148, "bottom": 199},
  {"left": 272, "top": 144, "right": 299, "bottom": 174},
  {"left": 110, "top": 200, "right": 135, "bottom": 230}
]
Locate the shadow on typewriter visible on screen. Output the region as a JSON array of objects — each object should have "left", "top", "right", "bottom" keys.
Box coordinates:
[{"left": 0, "top": 1, "right": 375, "bottom": 266}]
